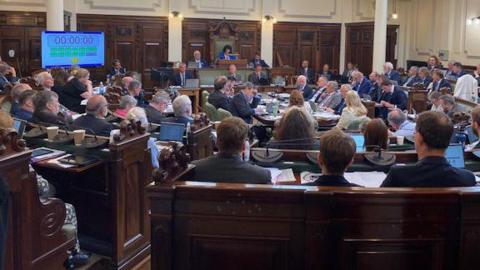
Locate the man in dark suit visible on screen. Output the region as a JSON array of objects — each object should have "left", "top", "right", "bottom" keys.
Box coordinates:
[
  {"left": 127, "top": 79, "right": 149, "bottom": 107},
  {"left": 351, "top": 71, "right": 372, "bottom": 97},
  {"left": 452, "top": 62, "right": 466, "bottom": 80},
  {"left": 430, "top": 69, "right": 451, "bottom": 93},
  {"left": 402, "top": 66, "right": 421, "bottom": 87},
  {"left": 417, "top": 67, "right": 433, "bottom": 87},
  {"left": 226, "top": 64, "right": 242, "bottom": 82},
  {"left": 304, "top": 129, "right": 359, "bottom": 187},
  {"left": 192, "top": 50, "right": 208, "bottom": 69},
  {"left": 248, "top": 64, "right": 269, "bottom": 86},
  {"left": 108, "top": 59, "right": 126, "bottom": 78},
  {"left": 73, "top": 95, "right": 114, "bottom": 137},
  {"left": 172, "top": 63, "right": 193, "bottom": 87},
  {"left": 249, "top": 52, "right": 269, "bottom": 68},
  {"left": 381, "top": 111, "right": 475, "bottom": 187},
  {"left": 208, "top": 76, "right": 231, "bottom": 111},
  {"left": 383, "top": 62, "right": 401, "bottom": 83},
  {"left": 163, "top": 95, "right": 194, "bottom": 126},
  {"left": 319, "top": 64, "right": 333, "bottom": 81},
  {"left": 297, "top": 60, "right": 315, "bottom": 84},
  {"left": 144, "top": 91, "right": 170, "bottom": 124},
  {"left": 378, "top": 79, "right": 408, "bottom": 119},
  {"left": 229, "top": 82, "right": 260, "bottom": 124},
  {"left": 296, "top": 75, "right": 313, "bottom": 100},
  {"left": 192, "top": 116, "right": 271, "bottom": 183},
  {"left": 30, "top": 90, "right": 67, "bottom": 126}
]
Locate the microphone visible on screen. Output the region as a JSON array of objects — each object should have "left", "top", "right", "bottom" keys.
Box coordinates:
[{"left": 363, "top": 145, "right": 396, "bottom": 166}]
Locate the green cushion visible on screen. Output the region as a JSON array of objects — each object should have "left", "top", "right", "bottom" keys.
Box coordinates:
[
  {"left": 201, "top": 90, "right": 210, "bottom": 112},
  {"left": 205, "top": 102, "right": 219, "bottom": 121},
  {"left": 217, "top": 108, "right": 232, "bottom": 121}
]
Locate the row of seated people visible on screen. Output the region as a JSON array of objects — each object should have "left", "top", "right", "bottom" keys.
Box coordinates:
[{"left": 190, "top": 110, "right": 477, "bottom": 188}]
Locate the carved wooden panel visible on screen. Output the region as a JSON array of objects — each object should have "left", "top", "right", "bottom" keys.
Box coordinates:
[
  {"left": 273, "top": 22, "right": 341, "bottom": 73},
  {"left": 182, "top": 18, "right": 260, "bottom": 64},
  {"left": 346, "top": 22, "right": 398, "bottom": 74}
]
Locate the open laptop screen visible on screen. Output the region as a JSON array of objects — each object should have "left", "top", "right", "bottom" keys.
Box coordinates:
[
  {"left": 158, "top": 122, "right": 186, "bottom": 142},
  {"left": 349, "top": 134, "right": 365, "bottom": 153},
  {"left": 12, "top": 118, "right": 26, "bottom": 138},
  {"left": 445, "top": 144, "right": 465, "bottom": 168}
]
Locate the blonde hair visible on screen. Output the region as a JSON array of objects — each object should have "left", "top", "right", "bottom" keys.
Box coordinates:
[
  {"left": 345, "top": 90, "right": 367, "bottom": 116},
  {"left": 74, "top": 68, "right": 90, "bottom": 80}
]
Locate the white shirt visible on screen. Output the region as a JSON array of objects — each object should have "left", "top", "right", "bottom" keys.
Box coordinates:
[{"left": 454, "top": 74, "right": 478, "bottom": 102}]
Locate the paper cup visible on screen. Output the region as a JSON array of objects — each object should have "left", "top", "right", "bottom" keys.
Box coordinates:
[
  {"left": 73, "top": 130, "right": 86, "bottom": 145},
  {"left": 109, "top": 129, "right": 120, "bottom": 144},
  {"left": 397, "top": 135, "right": 405, "bottom": 145},
  {"left": 46, "top": 126, "right": 59, "bottom": 141}
]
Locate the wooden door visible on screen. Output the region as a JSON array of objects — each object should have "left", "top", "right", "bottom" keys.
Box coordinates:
[{"left": 139, "top": 22, "right": 168, "bottom": 89}]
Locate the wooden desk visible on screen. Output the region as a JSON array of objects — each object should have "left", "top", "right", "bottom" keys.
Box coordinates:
[
  {"left": 178, "top": 88, "right": 201, "bottom": 114},
  {"left": 147, "top": 177, "right": 480, "bottom": 270},
  {"left": 28, "top": 134, "right": 152, "bottom": 269}
]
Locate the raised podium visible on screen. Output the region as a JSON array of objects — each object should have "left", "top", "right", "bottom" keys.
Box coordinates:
[{"left": 217, "top": 59, "right": 247, "bottom": 68}]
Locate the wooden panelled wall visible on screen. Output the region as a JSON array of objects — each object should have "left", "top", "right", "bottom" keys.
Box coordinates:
[
  {"left": 0, "top": 11, "right": 45, "bottom": 77},
  {"left": 76, "top": 14, "right": 168, "bottom": 88},
  {"left": 346, "top": 22, "right": 399, "bottom": 74},
  {"left": 273, "top": 23, "right": 341, "bottom": 73},
  {"left": 182, "top": 18, "right": 261, "bottom": 64}
]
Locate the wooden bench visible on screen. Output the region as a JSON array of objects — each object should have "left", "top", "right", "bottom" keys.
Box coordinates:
[
  {"left": 0, "top": 130, "right": 75, "bottom": 270},
  {"left": 147, "top": 176, "right": 480, "bottom": 270}
]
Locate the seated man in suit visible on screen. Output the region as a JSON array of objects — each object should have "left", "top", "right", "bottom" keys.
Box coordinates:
[
  {"left": 320, "top": 64, "right": 333, "bottom": 81},
  {"left": 351, "top": 71, "right": 372, "bottom": 98},
  {"left": 452, "top": 62, "right": 466, "bottom": 80},
  {"left": 0, "top": 62, "right": 18, "bottom": 92},
  {"left": 163, "top": 95, "right": 194, "bottom": 126},
  {"left": 387, "top": 108, "right": 416, "bottom": 137},
  {"left": 309, "top": 76, "right": 328, "bottom": 103},
  {"left": 326, "top": 84, "right": 350, "bottom": 115},
  {"left": 429, "top": 69, "right": 451, "bottom": 93},
  {"left": 304, "top": 129, "right": 359, "bottom": 187},
  {"left": 108, "top": 59, "right": 126, "bottom": 78},
  {"left": 297, "top": 60, "right": 315, "bottom": 84},
  {"left": 438, "top": 94, "right": 468, "bottom": 119},
  {"left": 192, "top": 50, "right": 208, "bottom": 69},
  {"left": 248, "top": 64, "right": 268, "bottom": 86},
  {"left": 30, "top": 90, "right": 67, "bottom": 126},
  {"left": 73, "top": 95, "right": 114, "bottom": 137},
  {"left": 6, "top": 83, "right": 31, "bottom": 116},
  {"left": 342, "top": 62, "right": 355, "bottom": 82},
  {"left": 13, "top": 89, "right": 36, "bottom": 121},
  {"left": 226, "top": 64, "right": 242, "bottom": 82},
  {"left": 229, "top": 82, "right": 261, "bottom": 124},
  {"left": 417, "top": 67, "right": 433, "bottom": 87},
  {"left": 127, "top": 79, "right": 148, "bottom": 107},
  {"left": 368, "top": 72, "right": 382, "bottom": 102},
  {"left": 208, "top": 76, "right": 231, "bottom": 111},
  {"left": 192, "top": 116, "right": 271, "bottom": 184},
  {"left": 317, "top": 81, "right": 342, "bottom": 109},
  {"left": 296, "top": 75, "right": 313, "bottom": 100},
  {"left": 249, "top": 52, "right": 269, "bottom": 68},
  {"left": 144, "top": 91, "right": 170, "bottom": 124},
  {"left": 173, "top": 63, "right": 193, "bottom": 87},
  {"left": 402, "top": 66, "right": 420, "bottom": 87},
  {"left": 378, "top": 79, "right": 408, "bottom": 119},
  {"left": 381, "top": 111, "right": 475, "bottom": 187},
  {"left": 383, "top": 62, "right": 401, "bottom": 83}
]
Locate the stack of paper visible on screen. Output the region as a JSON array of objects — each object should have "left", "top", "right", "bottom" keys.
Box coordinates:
[{"left": 266, "top": 168, "right": 296, "bottom": 184}]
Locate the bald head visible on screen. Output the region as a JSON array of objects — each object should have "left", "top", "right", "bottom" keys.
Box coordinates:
[
  {"left": 122, "top": 76, "right": 134, "bottom": 89},
  {"left": 86, "top": 95, "right": 108, "bottom": 117}
]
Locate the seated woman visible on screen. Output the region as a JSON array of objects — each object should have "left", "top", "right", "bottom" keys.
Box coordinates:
[
  {"left": 269, "top": 106, "right": 318, "bottom": 150},
  {"left": 336, "top": 90, "right": 369, "bottom": 130},
  {"left": 114, "top": 95, "right": 137, "bottom": 119},
  {"left": 60, "top": 68, "right": 93, "bottom": 113},
  {"left": 125, "top": 107, "right": 160, "bottom": 169},
  {"left": 218, "top": 45, "right": 236, "bottom": 60},
  {"left": 363, "top": 118, "right": 389, "bottom": 151}
]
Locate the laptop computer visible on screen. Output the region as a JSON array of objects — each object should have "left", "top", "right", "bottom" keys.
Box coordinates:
[
  {"left": 12, "top": 118, "right": 27, "bottom": 138},
  {"left": 158, "top": 122, "right": 186, "bottom": 142},
  {"left": 466, "top": 126, "right": 478, "bottom": 144},
  {"left": 350, "top": 133, "right": 365, "bottom": 152},
  {"left": 308, "top": 101, "right": 318, "bottom": 113},
  {"left": 445, "top": 144, "right": 465, "bottom": 168},
  {"left": 184, "top": 78, "right": 200, "bottom": 89}
]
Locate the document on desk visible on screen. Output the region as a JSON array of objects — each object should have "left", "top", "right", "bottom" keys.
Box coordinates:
[
  {"left": 344, "top": 172, "right": 386, "bottom": 187},
  {"left": 46, "top": 154, "right": 76, "bottom": 168},
  {"left": 267, "top": 168, "right": 296, "bottom": 184}
]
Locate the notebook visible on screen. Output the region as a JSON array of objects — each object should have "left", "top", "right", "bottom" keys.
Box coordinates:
[
  {"left": 158, "top": 122, "right": 186, "bottom": 142},
  {"left": 445, "top": 144, "right": 465, "bottom": 169}
]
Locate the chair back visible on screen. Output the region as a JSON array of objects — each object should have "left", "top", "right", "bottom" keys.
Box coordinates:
[
  {"left": 217, "top": 108, "right": 232, "bottom": 121},
  {"left": 204, "top": 102, "right": 219, "bottom": 121}
]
